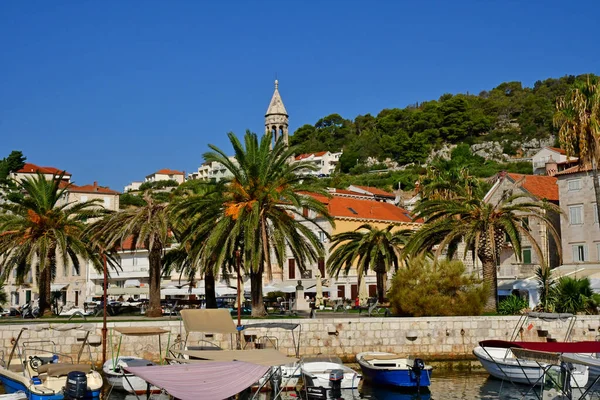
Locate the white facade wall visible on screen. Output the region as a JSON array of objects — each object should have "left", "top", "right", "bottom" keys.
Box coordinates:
[{"left": 532, "top": 148, "right": 569, "bottom": 174}]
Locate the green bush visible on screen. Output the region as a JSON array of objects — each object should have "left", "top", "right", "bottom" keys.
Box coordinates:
[
  {"left": 553, "top": 277, "right": 600, "bottom": 314},
  {"left": 498, "top": 295, "right": 528, "bottom": 315},
  {"left": 388, "top": 258, "right": 489, "bottom": 316},
  {"left": 138, "top": 179, "right": 179, "bottom": 191}
]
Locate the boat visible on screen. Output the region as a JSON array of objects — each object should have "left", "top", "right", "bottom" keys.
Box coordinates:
[
  {"left": 0, "top": 393, "right": 27, "bottom": 400},
  {"left": 473, "top": 340, "right": 592, "bottom": 387},
  {"left": 301, "top": 355, "right": 362, "bottom": 390},
  {"left": 356, "top": 352, "right": 432, "bottom": 389},
  {"left": 103, "top": 327, "right": 170, "bottom": 395},
  {"left": 0, "top": 327, "right": 103, "bottom": 399}
]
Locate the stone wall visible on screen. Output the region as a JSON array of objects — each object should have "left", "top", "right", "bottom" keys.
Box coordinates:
[{"left": 2, "top": 315, "right": 600, "bottom": 365}]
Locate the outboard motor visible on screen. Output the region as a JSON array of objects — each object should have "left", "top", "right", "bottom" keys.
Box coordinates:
[
  {"left": 64, "top": 370, "right": 87, "bottom": 399},
  {"left": 268, "top": 366, "right": 282, "bottom": 394},
  {"left": 329, "top": 369, "right": 344, "bottom": 399},
  {"left": 411, "top": 358, "right": 425, "bottom": 393}
]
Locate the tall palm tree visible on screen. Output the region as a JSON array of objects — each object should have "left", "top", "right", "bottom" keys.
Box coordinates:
[
  {"left": 554, "top": 75, "right": 600, "bottom": 220},
  {"left": 0, "top": 173, "right": 109, "bottom": 315},
  {"left": 327, "top": 224, "right": 409, "bottom": 302},
  {"left": 419, "top": 160, "right": 483, "bottom": 201},
  {"left": 404, "top": 193, "right": 561, "bottom": 312},
  {"left": 198, "top": 131, "right": 332, "bottom": 317},
  {"left": 90, "top": 191, "right": 170, "bottom": 317}
]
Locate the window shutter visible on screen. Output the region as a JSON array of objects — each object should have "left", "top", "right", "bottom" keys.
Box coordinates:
[{"left": 288, "top": 259, "right": 296, "bottom": 280}]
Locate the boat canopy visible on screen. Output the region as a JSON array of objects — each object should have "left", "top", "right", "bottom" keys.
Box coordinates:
[
  {"left": 180, "top": 309, "right": 237, "bottom": 334},
  {"left": 479, "top": 339, "right": 600, "bottom": 353},
  {"left": 173, "top": 348, "right": 297, "bottom": 366},
  {"left": 114, "top": 327, "right": 170, "bottom": 336},
  {"left": 125, "top": 361, "right": 270, "bottom": 400},
  {"left": 524, "top": 312, "right": 574, "bottom": 320},
  {"left": 243, "top": 322, "right": 299, "bottom": 331}
]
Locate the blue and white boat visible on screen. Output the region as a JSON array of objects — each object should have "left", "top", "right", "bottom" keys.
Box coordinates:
[
  {"left": 0, "top": 328, "right": 103, "bottom": 399},
  {"left": 356, "top": 352, "right": 432, "bottom": 389}
]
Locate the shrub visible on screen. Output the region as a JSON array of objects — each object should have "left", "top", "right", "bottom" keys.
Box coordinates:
[
  {"left": 388, "top": 258, "right": 488, "bottom": 317},
  {"left": 553, "top": 277, "right": 600, "bottom": 314},
  {"left": 498, "top": 295, "right": 528, "bottom": 315}
]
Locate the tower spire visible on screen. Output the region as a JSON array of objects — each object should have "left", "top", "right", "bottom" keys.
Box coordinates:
[{"left": 265, "top": 79, "right": 289, "bottom": 146}]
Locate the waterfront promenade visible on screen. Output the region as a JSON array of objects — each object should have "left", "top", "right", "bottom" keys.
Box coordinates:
[{"left": 2, "top": 314, "right": 599, "bottom": 365}]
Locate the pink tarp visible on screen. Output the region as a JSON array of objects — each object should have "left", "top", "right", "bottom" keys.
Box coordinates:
[{"left": 125, "top": 361, "right": 270, "bottom": 400}]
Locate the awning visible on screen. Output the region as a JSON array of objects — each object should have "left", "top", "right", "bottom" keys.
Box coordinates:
[
  {"left": 51, "top": 283, "right": 69, "bottom": 292},
  {"left": 174, "top": 349, "right": 297, "bottom": 366},
  {"left": 125, "top": 361, "right": 269, "bottom": 400},
  {"left": 180, "top": 309, "right": 237, "bottom": 334},
  {"left": 114, "top": 327, "right": 170, "bottom": 336},
  {"left": 124, "top": 279, "right": 141, "bottom": 288}
]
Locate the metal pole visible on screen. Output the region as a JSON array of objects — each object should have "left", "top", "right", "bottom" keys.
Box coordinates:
[
  {"left": 102, "top": 253, "right": 108, "bottom": 365},
  {"left": 236, "top": 250, "right": 241, "bottom": 349}
]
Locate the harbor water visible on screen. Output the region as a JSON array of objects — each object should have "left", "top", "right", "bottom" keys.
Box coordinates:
[{"left": 102, "top": 370, "right": 561, "bottom": 399}]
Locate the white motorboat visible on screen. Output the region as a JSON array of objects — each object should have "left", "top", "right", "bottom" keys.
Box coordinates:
[
  {"left": 301, "top": 356, "right": 362, "bottom": 390},
  {"left": 474, "top": 340, "right": 589, "bottom": 387},
  {"left": 103, "top": 327, "right": 170, "bottom": 395},
  {"left": 103, "top": 356, "right": 162, "bottom": 394}
]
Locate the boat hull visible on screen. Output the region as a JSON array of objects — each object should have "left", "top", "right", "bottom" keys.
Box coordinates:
[
  {"left": 103, "top": 357, "right": 162, "bottom": 395},
  {"left": 473, "top": 346, "right": 588, "bottom": 387},
  {"left": 302, "top": 361, "right": 362, "bottom": 389},
  {"left": 357, "top": 352, "right": 432, "bottom": 388},
  {"left": 0, "top": 372, "right": 101, "bottom": 400}
]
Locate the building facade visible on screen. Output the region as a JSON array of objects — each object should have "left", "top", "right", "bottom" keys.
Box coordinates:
[{"left": 295, "top": 151, "right": 342, "bottom": 177}]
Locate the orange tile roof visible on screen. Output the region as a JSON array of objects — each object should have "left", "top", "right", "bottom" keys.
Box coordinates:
[
  {"left": 17, "top": 163, "right": 71, "bottom": 176},
  {"left": 351, "top": 185, "right": 395, "bottom": 198},
  {"left": 295, "top": 151, "right": 328, "bottom": 161},
  {"left": 555, "top": 164, "right": 592, "bottom": 176},
  {"left": 548, "top": 147, "right": 566, "bottom": 155},
  {"left": 506, "top": 173, "right": 558, "bottom": 201},
  {"left": 327, "top": 196, "right": 415, "bottom": 223},
  {"left": 69, "top": 182, "right": 120, "bottom": 195},
  {"left": 154, "top": 168, "right": 184, "bottom": 175},
  {"left": 331, "top": 189, "right": 371, "bottom": 197}
]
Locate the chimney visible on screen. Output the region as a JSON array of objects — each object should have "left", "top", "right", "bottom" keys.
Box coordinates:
[
  {"left": 545, "top": 156, "right": 558, "bottom": 177},
  {"left": 93, "top": 181, "right": 99, "bottom": 192}
]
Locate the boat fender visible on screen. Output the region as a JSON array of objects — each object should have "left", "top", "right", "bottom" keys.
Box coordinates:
[{"left": 31, "top": 376, "right": 42, "bottom": 385}]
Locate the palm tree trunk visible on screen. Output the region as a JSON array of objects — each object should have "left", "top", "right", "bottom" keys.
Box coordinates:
[
  {"left": 146, "top": 248, "right": 163, "bottom": 317},
  {"left": 250, "top": 266, "right": 266, "bottom": 317},
  {"left": 205, "top": 270, "right": 217, "bottom": 309},
  {"left": 375, "top": 262, "right": 387, "bottom": 303},
  {"left": 479, "top": 254, "right": 498, "bottom": 313},
  {"left": 38, "top": 265, "right": 52, "bottom": 316}
]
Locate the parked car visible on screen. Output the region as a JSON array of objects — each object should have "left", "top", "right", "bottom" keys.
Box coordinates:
[{"left": 0, "top": 307, "right": 10, "bottom": 317}]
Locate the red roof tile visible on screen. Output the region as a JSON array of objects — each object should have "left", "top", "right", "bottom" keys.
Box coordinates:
[
  {"left": 547, "top": 147, "right": 566, "bottom": 155},
  {"left": 16, "top": 163, "right": 71, "bottom": 176},
  {"left": 327, "top": 196, "right": 414, "bottom": 222},
  {"left": 69, "top": 182, "right": 119, "bottom": 195},
  {"left": 295, "top": 151, "right": 328, "bottom": 161},
  {"left": 506, "top": 173, "right": 558, "bottom": 201},
  {"left": 331, "top": 189, "right": 371, "bottom": 197},
  {"left": 154, "top": 169, "right": 184, "bottom": 175},
  {"left": 555, "top": 164, "right": 592, "bottom": 176},
  {"left": 351, "top": 185, "right": 395, "bottom": 198}
]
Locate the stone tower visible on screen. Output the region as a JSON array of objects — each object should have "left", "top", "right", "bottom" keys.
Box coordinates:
[{"left": 265, "top": 80, "right": 289, "bottom": 146}]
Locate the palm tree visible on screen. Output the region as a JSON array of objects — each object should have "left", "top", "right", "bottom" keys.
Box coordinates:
[
  {"left": 554, "top": 75, "right": 600, "bottom": 220},
  {"left": 198, "top": 131, "right": 331, "bottom": 317},
  {"left": 404, "top": 192, "right": 561, "bottom": 312},
  {"left": 553, "top": 276, "right": 600, "bottom": 314},
  {"left": 327, "top": 224, "right": 410, "bottom": 302},
  {"left": 0, "top": 173, "right": 109, "bottom": 315},
  {"left": 90, "top": 192, "right": 170, "bottom": 317},
  {"left": 419, "top": 160, "right": 483, "bottom": 201},
  {"left": 0, "top": 281, "right": 8, "bottom": 305}
]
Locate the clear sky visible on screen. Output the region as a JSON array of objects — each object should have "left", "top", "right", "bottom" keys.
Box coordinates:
[{"left": 1, "top": 0, "right": 598, "bottom": 191}]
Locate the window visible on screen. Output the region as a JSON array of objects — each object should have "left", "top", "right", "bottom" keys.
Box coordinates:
[
  {"left": 288, "top": 259, "right": 296, "bottom": 280},
  {"left": 337, "top": 285, "right": 346, "bottom": 299},
  {"left": 597, "top": 243, "right": 600, "bottom": 261},
  {"left": 522, "top": 247, "right": 532, "bottom": 264},
  {"left": 318, "top": 231, "right": 326, "bottom": 243},
  {"left": 572, "top": 244, "right": 588, "bottom": 262},
  {"left": 72, "top": 264, "right": 80, "bottom": 276},
  {"left": 302, "top": 207, "right": 309, "bottom": 218},
  {"left": 104, "top": 197, "right": 111, "bottom": 209},
  {"left": 522, "top": 217, "right": 530, "bottom": 231},
  {"left": 594, "top": 203, "right": 599, "bottom": 223},
  {"left": 569, "top": 205, "right": 583, "bottom": 225},
  {"left": 568, "top": 179, "right": 582, "bottom": 191}
]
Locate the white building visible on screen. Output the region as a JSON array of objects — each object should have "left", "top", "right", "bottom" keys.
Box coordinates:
[
  {"left": 145, "top": 169, "right": 185, "bottom": 185},
  {"left": 531, "top": 146, "right": 578, "bottom": 175},
  {"left": 295, "top": 151, "right": 342, "bottom": 177},
  {"left": 124, "top": 181, "right": 142, "bottom": 192},
  {"left": 188, "top": 157, "right": 237, "bottom": 182},
  {"left": 10, "top": 163, "right": 71, "bottom": 183}
]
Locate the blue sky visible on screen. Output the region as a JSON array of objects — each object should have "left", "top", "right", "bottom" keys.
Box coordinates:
[{"left": 1, "top": 0, "right": 598, "bottom": 191}]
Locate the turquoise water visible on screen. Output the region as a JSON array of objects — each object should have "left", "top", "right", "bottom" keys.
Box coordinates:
[{"left": 104, "top": 370, "right": 546, "bottom": 399}]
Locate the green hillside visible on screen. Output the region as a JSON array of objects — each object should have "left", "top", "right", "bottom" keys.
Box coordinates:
[{"left": 291, "top": 74, "right": 596, "bottom": 176}]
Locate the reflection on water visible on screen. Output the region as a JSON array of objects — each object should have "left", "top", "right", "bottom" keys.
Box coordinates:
[{"left": 103, "top": 370, "right": 548, "bottom": 400}]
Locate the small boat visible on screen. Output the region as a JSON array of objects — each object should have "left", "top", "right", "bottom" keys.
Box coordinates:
[
  {"left": 356, "top": 352, "right": 432, "bottom": 389},
  {"left": 301, "top": 356, "right": 362, "bottom": 390},
  {"left": 473, "top": 340, "right": 591, "bottom": 387},
  {"left": 103, "top": 327, "right": 170, "bottom": 395},
  {"left": 0, "top": 328, "right": 103, "bottom": 399},
  {"left": 103, "top": 356, "right": 162, "bottom": 394}
]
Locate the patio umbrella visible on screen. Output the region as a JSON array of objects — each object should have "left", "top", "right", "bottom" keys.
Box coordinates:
[
  {"left": 315, "top": 272, "right": 323, "bottom": 308},
  {"left": 359, "top": 276, "right": 368, "bottom": 307}
]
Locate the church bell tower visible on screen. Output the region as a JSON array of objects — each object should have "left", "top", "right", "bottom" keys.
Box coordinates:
[{"left": 265, "top": 80, "right": 289, "bottom": 147}]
